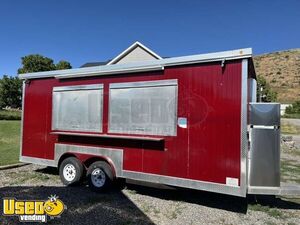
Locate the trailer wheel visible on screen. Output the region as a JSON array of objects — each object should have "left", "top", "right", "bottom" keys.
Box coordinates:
[
  {"left": 87, "top": 161, "right": 113, "bottom": 192},
  {"left": 59, "top": 157, "right": 84, "bottom": 186}
]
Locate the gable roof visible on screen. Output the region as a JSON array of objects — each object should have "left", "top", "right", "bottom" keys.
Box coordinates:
[
  {"left": 107, "top": 41, "right": 162, "bottom": 65},
  {"left": 80, "top": 61, "right": 110, "bottom": 68}
]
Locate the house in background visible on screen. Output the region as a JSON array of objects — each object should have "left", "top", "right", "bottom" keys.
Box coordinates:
[{"left": 81, "top": 41, "right": 162, "bottom": 68}]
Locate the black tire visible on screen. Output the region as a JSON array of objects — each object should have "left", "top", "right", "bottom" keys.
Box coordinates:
[
  {"left": 59, "top": 157, "right": 84, "bottom": 186},
  {"left": 87, "top": 161, "right": 114, "bottom": 192}
]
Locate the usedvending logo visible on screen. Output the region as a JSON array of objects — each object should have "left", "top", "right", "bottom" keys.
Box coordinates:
[{"left": 2, "top": 195, "right": 66, "bottom": 223}]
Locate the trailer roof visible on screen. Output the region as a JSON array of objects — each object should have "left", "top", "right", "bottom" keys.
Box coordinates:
[{"left": 19, "top": 48, "right": 252, "bottom": 80}]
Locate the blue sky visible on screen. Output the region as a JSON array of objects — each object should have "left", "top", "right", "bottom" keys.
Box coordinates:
[{"left": 0, "top": 0, "right": 299, "bottom": 77}]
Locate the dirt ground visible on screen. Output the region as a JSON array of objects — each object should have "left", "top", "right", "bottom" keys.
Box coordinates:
[
  {"left": 1, "top": 125, "right": 300, "bottom": 225},
  {"left": 0, "top": 161, "right": 299, "bottom": 225}
]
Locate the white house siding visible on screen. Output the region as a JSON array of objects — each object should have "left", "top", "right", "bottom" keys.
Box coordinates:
[{"left": 115, "top": 46, "right": 158, "bottom": 64}]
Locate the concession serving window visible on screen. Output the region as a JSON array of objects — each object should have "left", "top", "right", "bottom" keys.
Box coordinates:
[
  {"left": 52, "top": 84, "right": 103, "bottom": 132},
  {"left": 109, "top": 79, "right": 178, "bottom": 136}
]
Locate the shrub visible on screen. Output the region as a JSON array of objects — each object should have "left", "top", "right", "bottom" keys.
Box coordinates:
[
  {"left": 256, "top": 75, "right": 277, "bottom": 102},
  {"left": 271, "top": 78, "right": 277, "bottom": 83},
  {"left": 285, "top": 101, "right": 300, "bottom": 114},
  {"left": 0, "top": 110, "right": 21, "bottom": 120}
]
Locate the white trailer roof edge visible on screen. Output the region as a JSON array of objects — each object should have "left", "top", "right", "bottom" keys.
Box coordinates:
[{"left": 18, "top": 48, "right": 252, "bottom": 80}]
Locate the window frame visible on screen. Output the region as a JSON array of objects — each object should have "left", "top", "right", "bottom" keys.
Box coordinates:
[
  {"left": 51, "top": 84, "right": 104, "bottom": 133},
  {"left": 108, "top": 79, "right": 178, "bottom": 136}
]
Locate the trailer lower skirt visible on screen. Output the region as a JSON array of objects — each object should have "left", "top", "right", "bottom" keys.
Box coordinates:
[{"left": 248, "top": 183, "right": 300, "bottom": 195}]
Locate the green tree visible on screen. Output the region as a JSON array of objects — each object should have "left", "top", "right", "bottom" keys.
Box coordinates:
[
  {"left": 256, "top": 75, "right": 277, "bottom": 102},
  {"left": 18, "top": 54, "right": 72, "bottom": 74},
  {"left": 18, "top": 55, "right": 56, "bottom": 74},
  {"left": 0, "top": 54, "right": 72, "bottom": 109},
  {"left": 0, "top": 75, "right": 22, "bottom": 108},
  {"left": 56, "top": 60, "right": 72, "bottom": 70},
  {"left": 285, "top": 101, "right": 300, "bottom": 114}
]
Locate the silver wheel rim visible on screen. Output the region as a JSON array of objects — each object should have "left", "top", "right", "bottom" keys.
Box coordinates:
[
  {"left": 91, "top": 168, "right": 106, "bottom": 188},
  {"left": 63, "top": 164, "right": 76, "bottom": 182}
]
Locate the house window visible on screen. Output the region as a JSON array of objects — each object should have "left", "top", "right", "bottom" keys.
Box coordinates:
[
  {"left": 52, "top": 84, "right": 103, "bottom": 132},
  {"left": 109, "top": 79, "right": 177, "bottom": 136}
]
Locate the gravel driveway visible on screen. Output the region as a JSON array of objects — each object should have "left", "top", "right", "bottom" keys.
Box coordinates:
[
  {"left": 0, "top": 162, "right": 300, "bottom": 225},
  {"left": 282, "top": 118, "right": 300, "bottom": 127},
  {"left": 291, "top": 135, "right": 300, "bottom": 148}
]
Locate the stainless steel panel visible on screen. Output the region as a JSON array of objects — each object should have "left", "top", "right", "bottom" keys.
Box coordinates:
[
  {"left": 20, "top": 156, "right": 56, "bottom": 167},
  {"left": 110, "top": 79, "right": 177, "bottom": 89},
  {"left": 20, "top": 81, "right": 26, "bottom": 159},
  {"left": 249, "top": 128, "right": 280, "bottom": 187},
  {"left": 109, "top": 80, "right": 177, "bottom": 136},
  {"left": 55, "top": 144, "right": 123, "bottom": 177},
  {"left": 248, "top": 184, "right": 300, "bottom": 195},
  {"left": 56, "top": 66, "right": 165, "bottom": 79},
  {"left": 122, "top": 170, "right": 243, "bottom": 197},
  {"left": 248, "top": 186, "right": 280, "bottom": 195},
  {"left": 240, "top": 59, "right": 248, "bottom": 197},
  {"left": 21, "top": 144, "right": 124, "bottom": 177},
  {"left": 279, "top": 183, "right": 300, "bottom": 195},
  {"left": 53, "top": 84, "right": 103, "bottom": 92},
  {"left": 250, "top": 103, "right": 280, "bottom": 126},
  {"left": 249, "top": 78, "right": 257, "bottom": 102},
  {"left": 52, "top": 86, "right": 103, "bottom": 132}
]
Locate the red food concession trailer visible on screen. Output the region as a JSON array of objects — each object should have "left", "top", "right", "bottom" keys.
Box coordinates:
[{"left": 19, "top": 44, "right": 300, "bottom": 197}]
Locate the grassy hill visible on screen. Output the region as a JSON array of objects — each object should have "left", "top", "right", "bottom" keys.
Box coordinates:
[{"left": 253, "top": 49, "right": 300, "bottom": 103}]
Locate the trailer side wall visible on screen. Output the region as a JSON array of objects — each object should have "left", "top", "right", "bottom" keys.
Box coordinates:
[{"left": 21, "top": 60, "right": 242, "bottom": 187}]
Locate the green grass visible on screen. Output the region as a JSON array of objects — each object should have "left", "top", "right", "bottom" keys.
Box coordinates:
[
  {"left": 281, "top": 160, "right": 300, "bottom": 183},
  {"left": 0, "top": 120, "right": 21, "bottom": 166},
  {"left": 282, "top": 113, "right": 300, "bottom": 119},
  {"left": 0, "top": 110, "right": 21, "bottom": 120},
  {"left": 248, "top": 204, "right": 286, "bottom": 219},
  {"left": 9, "top": 172, "right": 50, "bottom": 185}
]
